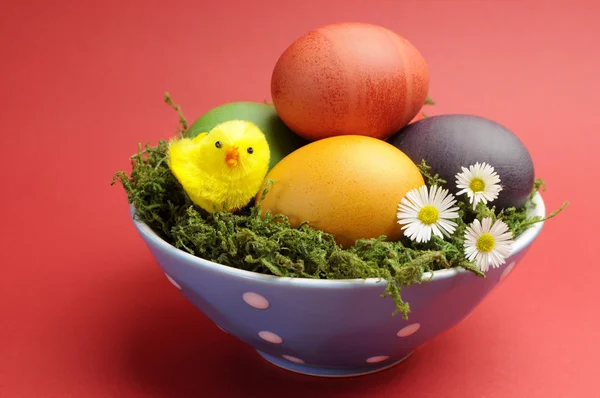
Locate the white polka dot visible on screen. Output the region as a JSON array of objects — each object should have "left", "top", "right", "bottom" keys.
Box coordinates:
[
  {"left": 258, "top": 331, "right": 283, "bottom": 344},
  {"left": 366, "top": 355, "right": 389, "bottom": 364},
  {"left": 500, "top": 261, "right": 516, "bottom": 281},
  {"left": 397, "top": 323, "right": 420, "bottom": 337},
  {"left": 242, "top": 292, "right": 270, "bottom": 309},
  {"left": 282, "top": 355, "right": 305, "bottom": 364},
  {"left": 165, "top": 274, "right": 181, "bottom": 290}
]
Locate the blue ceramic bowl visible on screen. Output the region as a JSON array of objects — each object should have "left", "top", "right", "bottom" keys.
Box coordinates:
[{"left": 130, "top": 193, "right": 545, "bottom": 377}]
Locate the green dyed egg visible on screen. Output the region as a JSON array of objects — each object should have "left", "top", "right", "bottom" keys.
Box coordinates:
[{"left": 187, "top": 101, "right": 308, "bottom": 171}]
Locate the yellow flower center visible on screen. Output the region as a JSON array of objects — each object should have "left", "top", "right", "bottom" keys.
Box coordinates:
[
  {"left": 469, "top": 178, "right": 485, "bottom": 192},
  {"left": 476, "top": 233, "right": 495, "bottom": 253},
  {"left": 418, "top": 205, "right": 439, "bottom": 225}
]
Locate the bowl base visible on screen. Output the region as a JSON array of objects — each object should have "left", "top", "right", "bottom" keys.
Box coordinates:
[{"left": 256, "top": 350, "right": 412, "bottom": 378}]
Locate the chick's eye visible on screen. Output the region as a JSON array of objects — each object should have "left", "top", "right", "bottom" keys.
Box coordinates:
[
  {"left": 215, "top": 141, "right": 222, "bottom": 148},
  {"left": 247, "top": 147, "right": 254, "bottom": 154}
]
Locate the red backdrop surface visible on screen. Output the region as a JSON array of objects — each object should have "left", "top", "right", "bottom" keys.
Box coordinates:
[{"left": 1, "top": 0, "right": 597, "bottom": 397}]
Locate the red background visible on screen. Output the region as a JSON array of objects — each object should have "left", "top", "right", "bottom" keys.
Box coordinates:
[{"left": 1, "top": 0, "right": 597, "bottom": 396}]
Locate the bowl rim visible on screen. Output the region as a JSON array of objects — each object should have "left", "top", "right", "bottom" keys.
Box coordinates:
[{"left": 130, "top": 192, "right": 545, "bottom": 286}]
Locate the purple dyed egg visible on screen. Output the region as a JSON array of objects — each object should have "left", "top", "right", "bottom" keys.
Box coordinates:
[{"left": 387, "top": 114, "right": 534, "bottom": 209}]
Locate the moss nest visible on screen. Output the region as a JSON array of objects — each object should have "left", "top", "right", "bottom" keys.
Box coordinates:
[{"left": 112, "top": 96, "right": 566, "bottom": 319}]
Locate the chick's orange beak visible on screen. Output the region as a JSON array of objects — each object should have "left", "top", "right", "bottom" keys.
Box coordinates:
[{"left": 225, "top": 147, "right": 239, "bottom": 167}]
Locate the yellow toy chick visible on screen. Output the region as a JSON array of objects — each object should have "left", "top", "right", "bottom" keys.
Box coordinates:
[{"left": 167, "top": 120, "right": 271, "bottom": 212}]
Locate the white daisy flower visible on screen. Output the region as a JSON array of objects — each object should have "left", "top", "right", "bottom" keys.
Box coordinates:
[
  {"left": 455, "top": 162, "right": 502, "bottom": 210},
  {"left": 464, "top": 217, "right": 514, "bottom": 272},
  {"left": 397, "top": 185, "right": 460, "bottom": 243}
]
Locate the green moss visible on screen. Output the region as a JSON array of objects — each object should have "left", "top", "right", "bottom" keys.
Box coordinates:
[{"left": 112, "top": 96, "right": 567, "bottom": 319}]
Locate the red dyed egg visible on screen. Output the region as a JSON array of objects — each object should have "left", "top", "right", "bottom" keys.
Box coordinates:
[{"left": 271, "top": 22, "right": 429, "bottom": 141}]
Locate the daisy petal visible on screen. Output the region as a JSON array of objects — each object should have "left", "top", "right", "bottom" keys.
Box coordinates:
[
  {"left": 463, "top": 217, "right": 514, "bottom": 272},
  {"left": 395, "top": 184, "right": 460, "bottom": 243}
]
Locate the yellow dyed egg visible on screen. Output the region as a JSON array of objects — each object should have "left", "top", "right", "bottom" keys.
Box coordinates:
[{"left": 256, "top": 135, "right": 425, "bottom": 248}]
